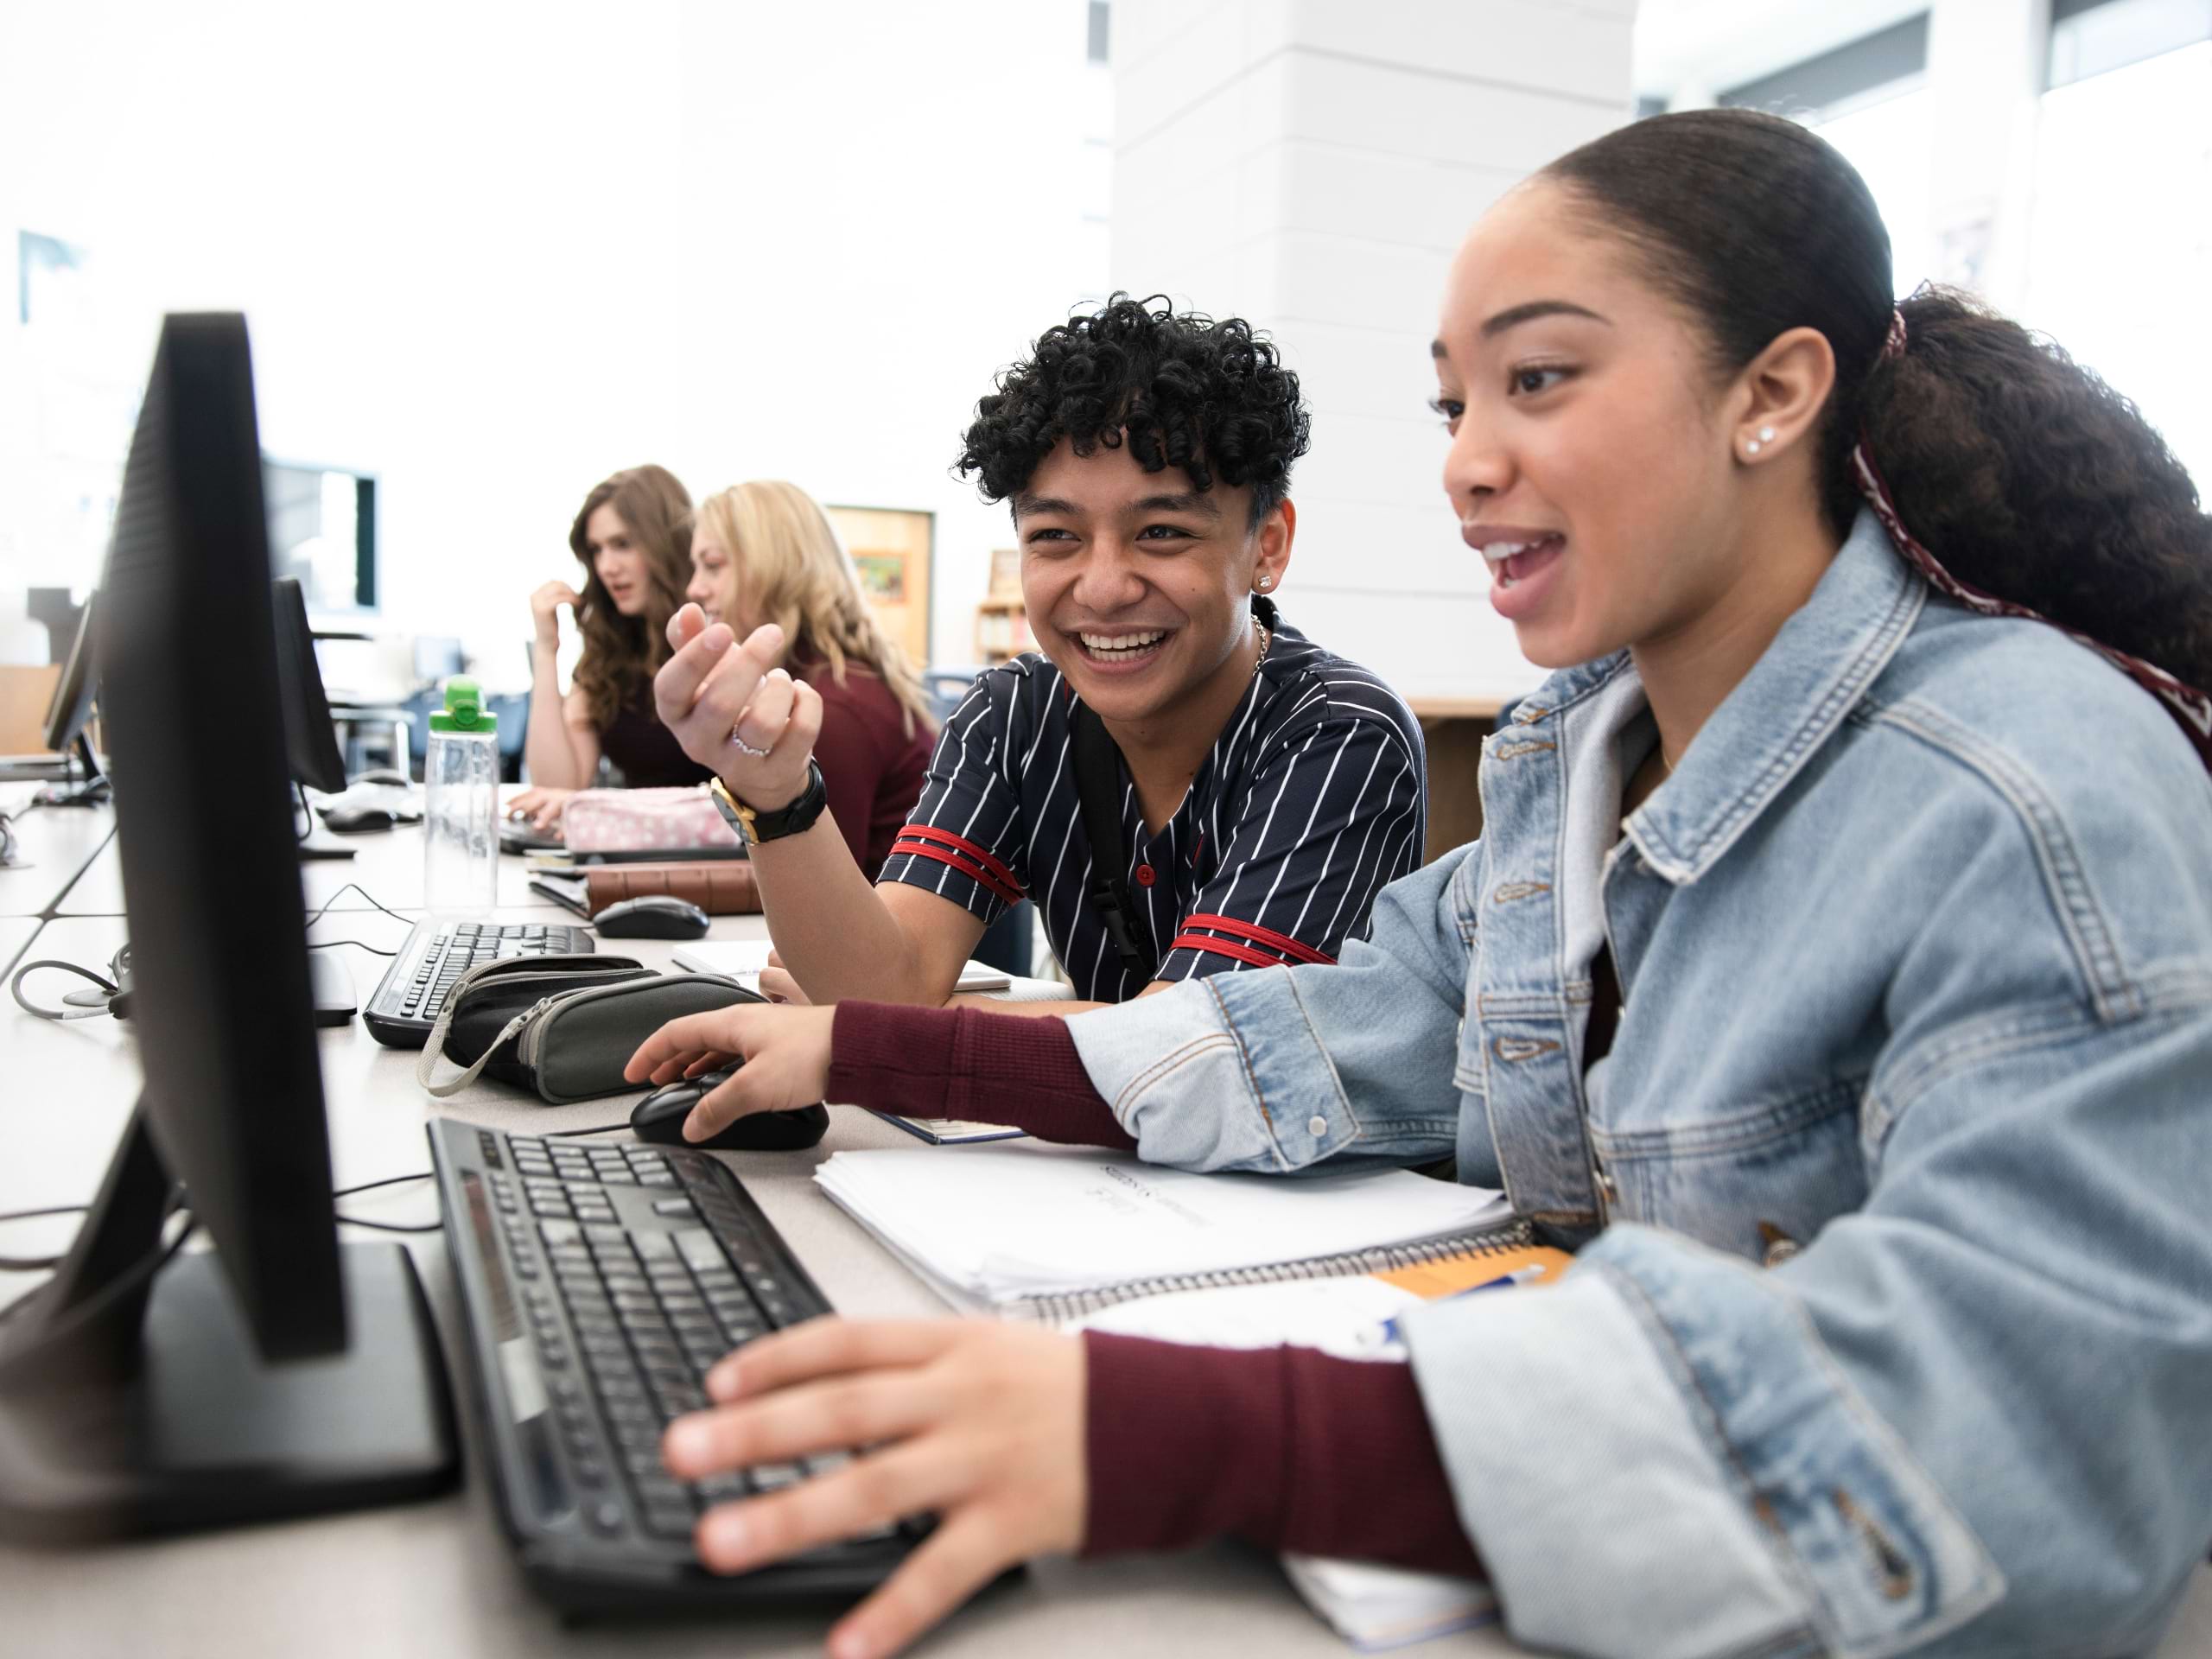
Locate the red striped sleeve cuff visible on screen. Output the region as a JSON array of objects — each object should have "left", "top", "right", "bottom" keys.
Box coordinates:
[
  {"left": 1170, "top": 912, "right": 1336, "bottom": 969},
  {"left": 888, "top": 825, "right": 1026, "bottom": 907}
]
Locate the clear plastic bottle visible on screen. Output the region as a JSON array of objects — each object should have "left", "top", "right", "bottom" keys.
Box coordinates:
[{"left": 423, "top": 677, "right": 500, "bottom": 915}]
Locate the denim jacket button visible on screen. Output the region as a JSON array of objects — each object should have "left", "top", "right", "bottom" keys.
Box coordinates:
[{"left": 1307, "top": 1115, "right": 1329, "bottom": 1138}]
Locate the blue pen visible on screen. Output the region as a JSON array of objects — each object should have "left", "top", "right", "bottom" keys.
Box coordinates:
[{"left": 1378, "top": 1265, "right": 1547, "bottom": 1344}]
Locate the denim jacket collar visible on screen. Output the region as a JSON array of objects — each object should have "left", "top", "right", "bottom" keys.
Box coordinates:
[{"left": 1613, "top": 511, "right": 1926, "bottom": 886}]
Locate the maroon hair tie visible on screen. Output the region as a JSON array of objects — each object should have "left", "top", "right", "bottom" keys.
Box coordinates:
[
  {"left": 1880, "top": 308, "right": 1909, "bottom": 363},
  {"left": 1850, "top": 439, "right": 2212, "bottom": 771}
]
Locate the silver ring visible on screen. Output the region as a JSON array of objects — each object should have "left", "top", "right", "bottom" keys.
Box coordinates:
[{"left": 728, "top": 730, "right": 772, "bottom": 759}]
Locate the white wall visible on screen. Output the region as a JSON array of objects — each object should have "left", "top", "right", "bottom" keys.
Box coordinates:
[
  {"left": 0, "top": 0, "right": 1109, "bottom": 685},
  {"left": 1109, "top": 0, "right": 1638, "bottom": 707}
]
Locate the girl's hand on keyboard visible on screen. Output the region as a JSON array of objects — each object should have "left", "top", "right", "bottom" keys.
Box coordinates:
[
  {"left": 664, "top": 1318, "right": 1085, "bottom": 1659},
  {"left": 624, "top": 1003, "right": 835, "bottom": 1138}
]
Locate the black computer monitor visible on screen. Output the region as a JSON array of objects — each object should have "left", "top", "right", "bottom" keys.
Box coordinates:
[
  {"left": 32, "top": 593, "right": 110, "bottom": 805},
  {"left": 41, "top": 593, "right": 98, "bottom": 756},
  {"left": 270, "top": 571, "right": 360, "bottom": 870},
  {"left": 0, "top": 314, "right": 455, "bottom": 1543},
  {"left": 263, "top": 456, "right": 378, "bottom": 613},
  {"left": 272, "top": 575, "right": 348, "bottom": 796}
]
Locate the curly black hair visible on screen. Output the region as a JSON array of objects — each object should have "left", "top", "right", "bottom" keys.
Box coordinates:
[
  {"left": 1542, "top": 109, "right": 2212, "bottom": 695},
  {"left": 955, "top": 294, "right": 1312, "bottom": 527}
]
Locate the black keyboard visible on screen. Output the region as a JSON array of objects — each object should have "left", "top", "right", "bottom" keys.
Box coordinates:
[
  {"left": 428, "top": 1117, "right": 917, "bottom": 1611},
  {"left": 364, "top": 918, "right": 594, "bottom": 1047}
]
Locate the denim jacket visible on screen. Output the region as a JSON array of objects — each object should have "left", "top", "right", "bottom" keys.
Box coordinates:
[{"left": 1065, "top": 512, "right": 2212, "bottom": 1658}]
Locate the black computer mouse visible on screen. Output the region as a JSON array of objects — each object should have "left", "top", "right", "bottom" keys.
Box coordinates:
[
  {"left": 321, "top": 802, "right": 397, "bottom": 833},
  {"left": 591, "top": 895, "right": 711, "bottom": 939},
  {"left": 630, "top": 1067, "right": 830, "bottom": 1152}
]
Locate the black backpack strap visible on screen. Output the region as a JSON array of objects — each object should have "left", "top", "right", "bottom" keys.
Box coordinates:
[{"left": 1069, "top": 701, "right": 1157, "bottom": 982}]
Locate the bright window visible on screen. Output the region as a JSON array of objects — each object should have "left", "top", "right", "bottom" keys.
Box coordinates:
[
  {"left": 1812, "top": 86, "right": 1938, "bottom": 299},
  {"left": 2024, "top": 39, "right": 2212, "bottom": 493}
]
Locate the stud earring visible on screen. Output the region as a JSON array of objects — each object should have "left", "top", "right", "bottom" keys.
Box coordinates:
[
  {"left": 1745, "top": 440, "right": 1763, "bottom": 456},
  {"left": 1758, "top": 425, "right": 1776, "bottom": 442},
  {"left": 1255, "top": 575, "right": 1272, "bottom": 591}
]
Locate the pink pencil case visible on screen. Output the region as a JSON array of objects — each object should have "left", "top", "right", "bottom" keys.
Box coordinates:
[{"left": 560, "top": 787, "right": 741, "bottom": 854}]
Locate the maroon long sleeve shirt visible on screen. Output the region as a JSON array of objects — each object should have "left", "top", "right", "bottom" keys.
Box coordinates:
[{"left": 826, "top": 1001, "right": 1484, "bottom": 1579}]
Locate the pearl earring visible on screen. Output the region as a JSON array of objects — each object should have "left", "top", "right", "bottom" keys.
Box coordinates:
[
  {"left": 1758, "top": 425, "right": 1776, "bottom": 442},
  {"left": 1745, "top": 440, "right": 1762, "bottom": 456}
]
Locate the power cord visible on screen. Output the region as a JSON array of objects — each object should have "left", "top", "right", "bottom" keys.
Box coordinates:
[
  {"left": 0, "top": 1204, "right": 90, "bottom": 1272},
  {"left": 301, "top": 880, "right": 415, "bottom": 961},
  {"left": 12, "top": 881, "right": 412, "bottom": 1019},
  {"left": 0, "top": 1167, "right": 456, "bottom": 1273},
  {"left": 10, "top": 957, "right": 124, "bottom": 1021}
]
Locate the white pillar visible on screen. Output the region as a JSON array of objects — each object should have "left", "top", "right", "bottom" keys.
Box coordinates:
[
  {"left": 1925, "top": 0, "right": 2050, "bottom": 311},
  {"left": 1109, "top": 0, "right": 1637, "bottom": 704}
]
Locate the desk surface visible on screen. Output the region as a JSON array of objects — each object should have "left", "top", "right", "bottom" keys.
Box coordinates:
[
  {"left": 0, "top": 796, "right": 115, "bottom": 918},
  {"left": 7, "top": 877, "right": 2210, "bottom": 1655},
  {"left": 59, "top": 815, "right": 563, "bottom": 918},
  {"left": 0, "top": 916, "right": 38, "bottom": 979}
]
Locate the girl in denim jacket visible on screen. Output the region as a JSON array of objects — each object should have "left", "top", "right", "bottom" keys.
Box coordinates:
[{"left": 630, "top": 109, "right": 2212, "bottom": 1659}]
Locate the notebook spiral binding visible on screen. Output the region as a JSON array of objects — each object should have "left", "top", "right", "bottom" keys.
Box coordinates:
[{"left": 1009, "top": 1217, "right": 1537, "bottom": 1325}]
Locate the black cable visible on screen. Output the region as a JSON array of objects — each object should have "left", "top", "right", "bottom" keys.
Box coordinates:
[
  {"left": 331, "top": 1169, "right": 442, "bottom": 1233},
  {"left": 335, "top": 1215, "right": 443, "bottom": 1234},
  {"left": 0, "top": 1204, "right": 89, "bottom": 1224},
  {"left": 0, "top": 1204, "right": 92, "bottom": 1273},
  {"left": 547, "top": 1122, "right": 633, "bottom": 1138},
  {"left": 308, "top": 939, "right": 398, "bottom": 957},
  {"left": 333, "top": 1172, "right": 431, "bottom": 1199},
  {"left": 302, "top": 880, "right": 416, "bottom": 935},
  {"left": 0, "top": 1214, "right": 198, "bottom": 1376}
]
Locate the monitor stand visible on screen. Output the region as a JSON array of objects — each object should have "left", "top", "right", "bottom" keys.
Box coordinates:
[
  {"left": 0, "top": 1107, "right": 459, "bottom": 1543},
  {"left": 33, "top": 734, "right": 111, "bottom": 808}
]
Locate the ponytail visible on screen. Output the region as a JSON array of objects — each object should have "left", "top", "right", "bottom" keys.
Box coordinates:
[
  {"left": 1859, "top": 288, "right": 2212, "bottom": 716},
  {"left": 1541, "top": 109, "right": 2212, "bottom": 758}
]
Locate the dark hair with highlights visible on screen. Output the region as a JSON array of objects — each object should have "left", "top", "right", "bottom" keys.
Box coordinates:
[
  {"left": 955, "top": 293, "right": 1311, "bottom": 528},
  {"left": 1541, "top": 107, "right": 2212, "bottom": 692},
  {"left": 567, "top": 464, "right": 694, "bottom": 731}
]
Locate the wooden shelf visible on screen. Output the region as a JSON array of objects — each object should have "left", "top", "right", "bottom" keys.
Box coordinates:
[
  {"left": 975, "top": 594, "right": 1033, "bottom": 662},
  {"left": 1408, "top": 695, "right": 1507, "bottom": 721}
]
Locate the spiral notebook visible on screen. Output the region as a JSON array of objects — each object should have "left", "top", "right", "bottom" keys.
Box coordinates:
[{"left": 813, "top": 1144, "right": 1530, "bottom": 1324}]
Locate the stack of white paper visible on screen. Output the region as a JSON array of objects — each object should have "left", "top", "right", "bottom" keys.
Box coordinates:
[
  {"left": 813, "top": 1145, "right": 1510, "bottom": 1312},
  {"left": 671, "top": 938, "right": 1033, "bottom": 997},
  {"left": 1280, "top": 1556, "right": 1497, "bottom": 1652}
]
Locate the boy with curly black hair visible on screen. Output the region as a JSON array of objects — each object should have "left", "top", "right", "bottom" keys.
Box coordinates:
[{"left": 651, "top": 294, "right": 1426, "bottom": 1010}]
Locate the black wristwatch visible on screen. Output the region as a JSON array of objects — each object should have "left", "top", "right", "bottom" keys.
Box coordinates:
[{"left": 710, "top": 760, "right": 829, "bottom": 846}]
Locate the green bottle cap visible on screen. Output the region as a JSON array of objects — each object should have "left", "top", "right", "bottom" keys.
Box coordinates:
[{"left": 427, "top": 676, "right": 496, "bottom": 734}]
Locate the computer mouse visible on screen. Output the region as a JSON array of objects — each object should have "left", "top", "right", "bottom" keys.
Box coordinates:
[
  {"left": 630, "top": 1067, "right": 830, "bottom": 1152},
  {"left": 591, "top": 895, "right": 711, "bottom": 939},
  {"left": 321, "top": 802, "right": 397, "bottom": 833},
  {"left": 353, "top": 768, "right": 412, "bottom": 787}
]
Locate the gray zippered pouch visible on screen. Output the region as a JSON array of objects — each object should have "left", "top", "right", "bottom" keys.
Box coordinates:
[{"left": 416, "top": 957, "right": 761, "bottom": 1103}]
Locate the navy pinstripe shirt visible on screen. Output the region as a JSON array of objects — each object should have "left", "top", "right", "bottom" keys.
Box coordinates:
[{"left": 877, "top": 600, "right": 1428, "bottom": 1003}]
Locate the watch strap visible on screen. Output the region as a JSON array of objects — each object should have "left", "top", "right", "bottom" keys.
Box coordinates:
[{"left": 712, "top": 760, "right": 828, "bottom": 846}]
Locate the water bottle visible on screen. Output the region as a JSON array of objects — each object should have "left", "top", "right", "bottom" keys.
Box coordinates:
[{"left": 423, "top": 677, "right": 499, "bottom": 915}]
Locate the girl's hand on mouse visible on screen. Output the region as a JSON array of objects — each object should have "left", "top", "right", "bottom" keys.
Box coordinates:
[
  {"left": 624, "top": 1004, "right": 836, "bottom": 1141},
  {"left": 662, "top": 1318, "right": 1085, "bottom": 1659}
]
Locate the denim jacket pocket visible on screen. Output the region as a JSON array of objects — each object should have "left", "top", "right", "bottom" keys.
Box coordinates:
[{"left": 1589, "top": 1078, "right": 1870, "bottom": 1257}]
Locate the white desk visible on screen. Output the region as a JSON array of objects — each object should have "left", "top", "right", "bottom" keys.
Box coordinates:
[
  {"left": 7, "top": 901, "right": 2210, "bottom": 1656},
  {"left": 1, "top": 917, "right": 40, "bottom": 979},
  {"left": 0, "top": 796, "right": 115, "bottom": 918},
  {"left": 59, "top": 820, "right": 564, "bottom": 917},
  {"left": 2, "top": 886, "right": 1489, "bottom": 1659}
]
